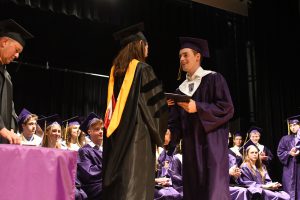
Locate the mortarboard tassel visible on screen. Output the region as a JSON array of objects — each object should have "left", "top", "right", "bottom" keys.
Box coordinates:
[
  {"left": 241, "top": 133, "right": 249, "bottom": 160},
  {"left": 244, "top": 132, "right": 249, "bottom": 144},
  {"left": 179, "top": 139, "right": 182, "bottom": 152},
  {"left": 64, "top": 121, "right": 68, "bottom": 141},
  {"left": 287, "top": 120, "right": 290, "bottom": 135},
  {"left": 177, "top": 65, "right": 182, "bottom": 80}
]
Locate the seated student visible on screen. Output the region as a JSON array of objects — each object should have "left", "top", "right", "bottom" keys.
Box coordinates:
[
  {"left": 240, "top": 145, "right": 290, "bottom": 200},
  {"left": 248, "top": 126, "right": 273, "bottom": 167},
  {"left": 229, "top": 131, "right": 244, "bottom": 166},
  {"left": 155, "top": 131, "right": 183, "bottom": 200},
  {"left": 17, "top": 108, "right": 42, "bottom": 146},
  {"left": 77, "top": 113, "right": 103, "bottom": 200},
  {"left": 62, "top": 116, "right": 81, "bottom": 151},
  {"left": 229, "top": 153, "right": 251, "bottom": 200},
  {"left": 40, "top": 114, "right": 66, "bottom": 149},
  {"left": 156, "top": 129, "right": 171, "bottom": 164}
]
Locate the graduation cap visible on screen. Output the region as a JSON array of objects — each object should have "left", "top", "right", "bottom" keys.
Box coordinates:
[
  {"left": 233, "top": 131, "right": 243, "bottom": 138},
  {"left": 247, "top": 126, "right": 263, "bottom": 136},
  {"left": 0, "top": 19, "right": 33, "bottom": 47},
  {"left": 287, "top": 114, "right": 300, "bottom": 125},
  {"left": 62, "top": 116, "right": 80, "bottom": 140},
  {"left": 79, "top": 113, "right": 100, "bottom": 134},
  {"left": 113, "top": 22, "right": 147, "bottom": 47},
  {"left": 177, "top": 37, "right": 210, "bottom": 80},
  {"left": 17, "top": 108, "right": 32, "bottom": 126},
  {"left": 286, "top": 114, "right": 300, "bottom": 134},
  {"left": 239, "top": 139, "right": 259, "bottom": 156},
  {"left": 179, "top": 37, "right": 210, "bottom": 58},
  {"left": 37, "top": 114, "right": 61, "bottom": 130},
  {"left": 62, "top": 116, "right": 80, "bottom": 127}
]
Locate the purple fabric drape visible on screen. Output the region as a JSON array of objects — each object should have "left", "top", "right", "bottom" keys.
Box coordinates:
[{"left": 0, "top": 144, "right": 77, "bottom": 200}]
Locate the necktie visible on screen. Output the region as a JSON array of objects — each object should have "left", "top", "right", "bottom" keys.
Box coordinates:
[{"left": 188, "top": 83, "right": 194, "bottom": 92}]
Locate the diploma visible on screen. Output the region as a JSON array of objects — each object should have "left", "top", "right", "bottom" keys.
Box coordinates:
[{"left": 165, "top": 92, "right": 191, "bottom": 102}]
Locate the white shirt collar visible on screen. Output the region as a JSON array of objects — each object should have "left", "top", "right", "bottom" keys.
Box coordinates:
[
  {"left": 88, "top": 141, "right": 97, "bottom": 148},
  {"left": 179, "top": 66, "right": 214, "bottom": 96},
  {"left": 256, "top": 143, "right": 264, "bottom": 153},
  {"left": 88, "top": 141, "right": 102, "bottom": 151},
  {"left": 230, "top": 146, "right": 242, "bottom": 156},
  {"left": 186, "top": 66, "right": 202, "bottom": 81}
]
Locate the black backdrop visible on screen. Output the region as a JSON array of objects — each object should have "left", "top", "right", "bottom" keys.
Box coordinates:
[
  {"left": 1, "top": 0, "right": 300, "bottom": 180},
  {"left": 0, "top": 0, "right": 250, "bottom": 121},
  {"left": 248, "top": 0, "right": 300, "bottom": 180}
]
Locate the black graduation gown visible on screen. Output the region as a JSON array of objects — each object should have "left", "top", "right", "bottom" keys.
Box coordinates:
[
  {"left": 102, "top": 61, "right": 168, "bottom": 200},
  {"left": 0, "top": 65, "right": 17, "bottom": 143},
  {"left": 228, "top": 148, "right": 243, "bottom": 167}
]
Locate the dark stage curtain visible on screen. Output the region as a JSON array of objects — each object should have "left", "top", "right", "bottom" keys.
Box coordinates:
[
  {"left": 1, "top": 0, "right": 250, "bottom": 124},
  {"left": 8, "top": 64, "right": 108, "bottom": 120},
  {"left": 248, "top": 0, "right": 300, "bottom": 180},
  {"left": 4, "top": 0, "right": 121, "bottom": 23},
  {"left": 142, "top": 0, "right": 251, "bottom": 131}
]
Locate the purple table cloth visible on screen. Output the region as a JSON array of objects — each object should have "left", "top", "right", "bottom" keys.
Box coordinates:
[{"left": 0, "top": 144, "right": 77, "bottom": 200}]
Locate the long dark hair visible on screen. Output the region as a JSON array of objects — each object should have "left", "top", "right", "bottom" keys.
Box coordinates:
[
  {"left": 113, "top": 40, "right": 147, "bottom": 77},
  {"left": 243, "top": 145, "right": 266, "bottom": 183}
]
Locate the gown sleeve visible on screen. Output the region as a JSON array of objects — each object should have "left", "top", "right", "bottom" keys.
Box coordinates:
[
  {"left": 139, "top": 64, "right": 168, "bottom": 146},
  {"left": 277, "top": 136, "right": 291, "bottom": 166},
  {"left": 196, "top": 73, "right": 234, "bottom": 133}
]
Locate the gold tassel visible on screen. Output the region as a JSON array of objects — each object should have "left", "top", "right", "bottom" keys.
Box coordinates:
[
  {"left": 241, "top": 133, "right": 249, "bottom": 160},
  {"left": 179, "top": 139, "right": 182, "bottom": 152},
  {"left": 44, "top": 121, "right": 47, "bottom": 136},
  {"left": 64, "top": 122, "right": 68, "bottom": 141},
  {"left": 287, "top": 120, "right": 290, "bottom": 135},
  {"left": 177, "top": 64, "right": 182, "bottom": 80}
]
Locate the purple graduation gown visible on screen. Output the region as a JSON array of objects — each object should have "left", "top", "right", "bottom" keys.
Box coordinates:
[
  {"left": 75, "top": 178, "right": 88, "bottom": 200},
  {"left": 228, "top": 154, "right": 250, "bottom": 200},
  {"left": 240, "top": 163, "right": 290, "bottom": 200},
  {"left": 77, "top": 144, "right": 103, "bottom": 200},
  {"left": 169, "top": 72, "right": 234, "bottom": 200},
  {"left": 277, "top": 134, "right": 300, "bottom": 200},
  {"left": 155, "top": 150, "right": 183, "bottom": 200}
]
